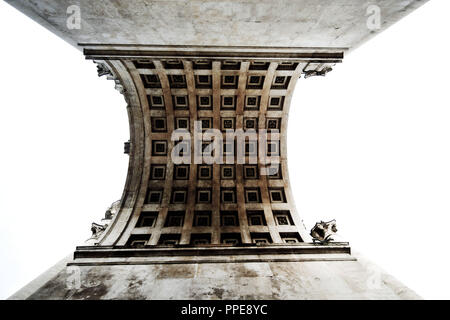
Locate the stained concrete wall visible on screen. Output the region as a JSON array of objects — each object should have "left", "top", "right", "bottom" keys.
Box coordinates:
[
  {"left": 11, "top": 254, "right": 420, "bottom": 300},
  {"left": 5, "top": 0, "right": 428, "bottom": 52}
]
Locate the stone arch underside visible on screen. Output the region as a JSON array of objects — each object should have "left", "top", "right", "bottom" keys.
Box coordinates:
[
  {"left": 4, "top": 0, "right": 429, "bottom": 300},
  {"left": 74, "top": 45, "right": 352, "bottom": 263}
]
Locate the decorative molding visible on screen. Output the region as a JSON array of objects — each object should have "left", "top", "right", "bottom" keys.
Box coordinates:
[
  {"left": 303, "top": 66, "right": 333, "bottom": 78},
  {"left": 90, "top": 222, "right": 107, "bottom": 240},
  {"left": 83, "top": 44, "right": 345, "bottom": 62},
  {"left": 73, "top": 242, "right": 351, "bottom": 261},
  {"left": 310, "top": 220, "right": 338, "bottom": 244},
  {"left": 93, "top": 60, "right": 126, "bottom": 96}
]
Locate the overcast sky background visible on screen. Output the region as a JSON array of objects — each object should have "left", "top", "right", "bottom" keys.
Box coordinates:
[{"left": 1, "top": 1, "right": 449, "bottom": 299}]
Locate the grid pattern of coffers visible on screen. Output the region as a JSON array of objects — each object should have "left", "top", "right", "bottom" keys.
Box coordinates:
[{"left": 125, "top": 58, "right": 306, "bottom": 247}]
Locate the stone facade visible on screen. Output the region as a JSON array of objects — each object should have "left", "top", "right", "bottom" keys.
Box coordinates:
[
  {"left": 5, "top": 1, "right": 427, "bottom": 300},
  {"left": 11, "top": 253, "right": 419, "bottom": 300}
]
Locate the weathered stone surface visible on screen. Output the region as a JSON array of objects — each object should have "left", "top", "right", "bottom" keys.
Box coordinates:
[
  {"left": 5, "top": 0, "right": 428, "bottom": 52},
  {"left": 11, "top": 253, "right": 420, "bottom": 300}
]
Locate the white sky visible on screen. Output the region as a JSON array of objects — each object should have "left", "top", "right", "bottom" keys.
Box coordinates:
[{"left": 1, "top": 0, "right": 449, "bottom": 299}]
